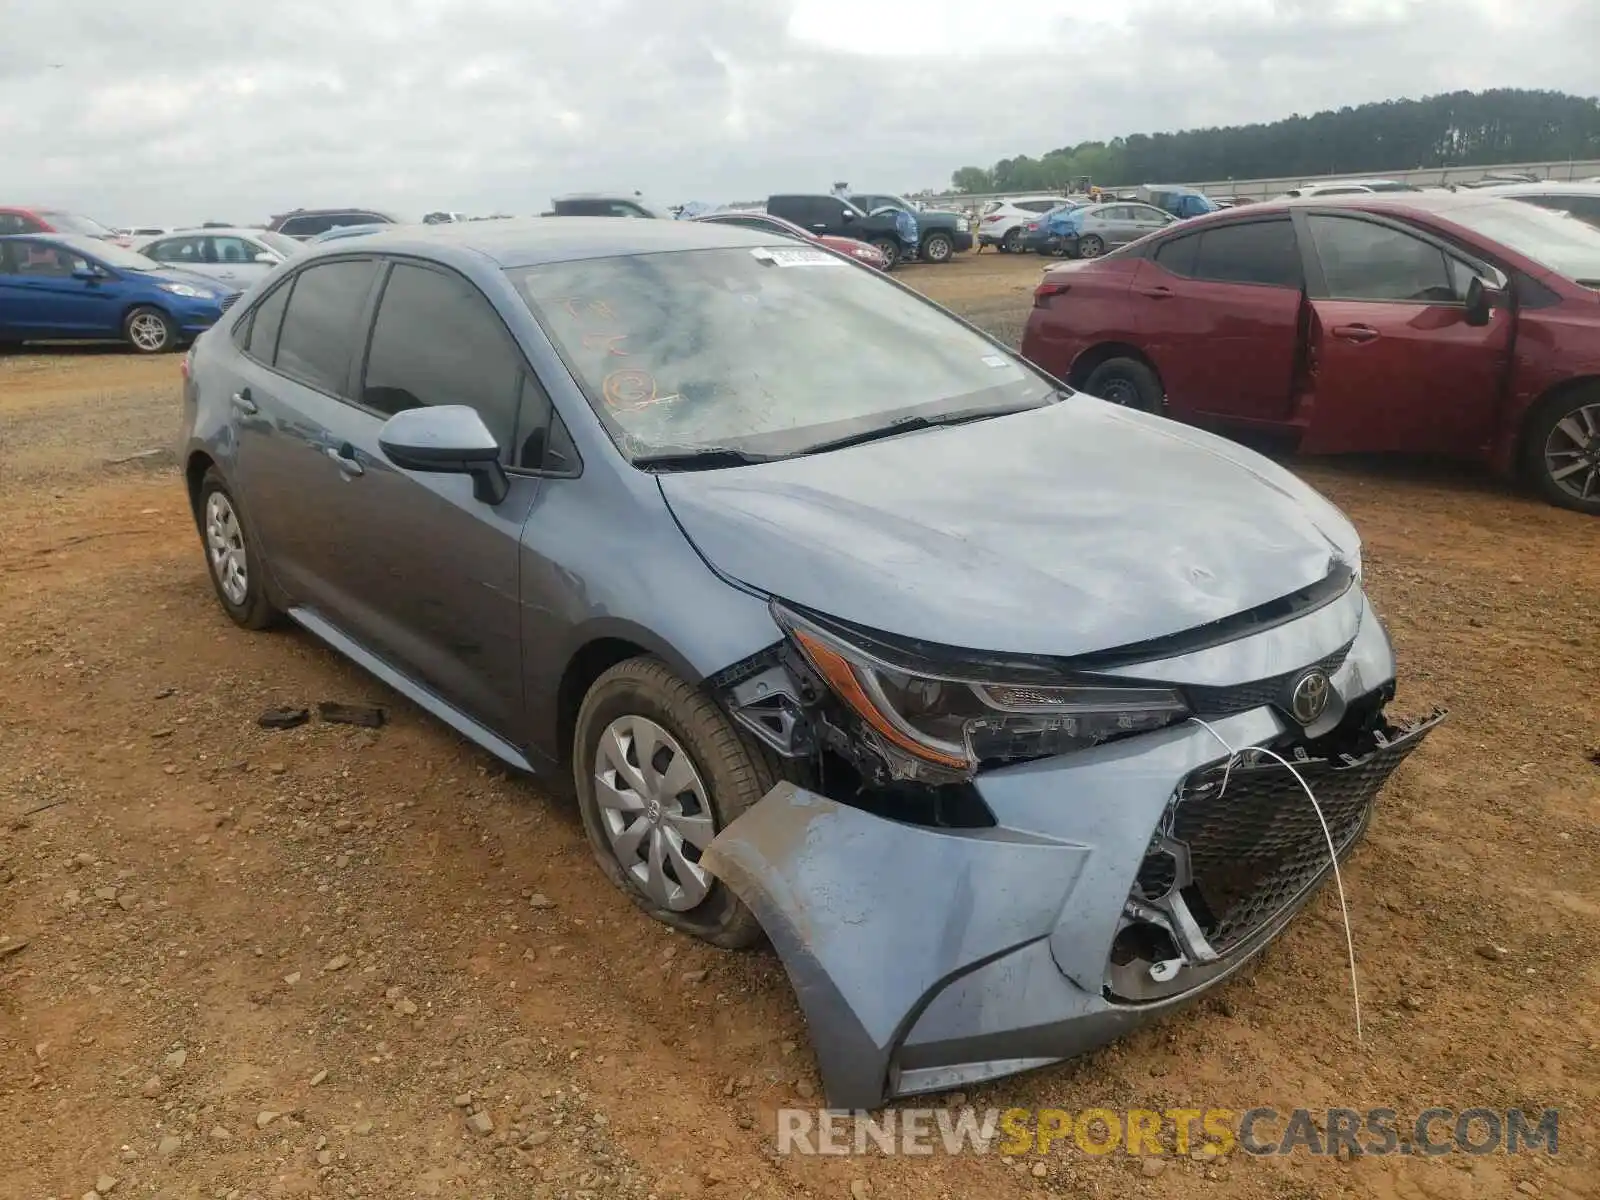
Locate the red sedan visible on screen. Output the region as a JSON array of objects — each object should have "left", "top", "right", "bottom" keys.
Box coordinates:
[
  {"left": 1021, "top": 193, "right": 1600, "bottom": 513},
  {"left": 0, "top": 206, "right": 128, "bottom": 244},
  {"left": 692, "top": 210, "right": 890, "bottom": 270}
]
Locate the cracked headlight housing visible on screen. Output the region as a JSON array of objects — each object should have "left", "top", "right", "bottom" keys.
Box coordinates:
[{"left": 774, "top": 603, "right": 1189, "bottom": 773}]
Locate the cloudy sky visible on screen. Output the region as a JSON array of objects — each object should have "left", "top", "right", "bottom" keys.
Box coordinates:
[{"left": 3, "top": 0, "right": 1593, "bottom": 226}]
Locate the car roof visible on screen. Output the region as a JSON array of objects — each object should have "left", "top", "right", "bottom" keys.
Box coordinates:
[
  {"left": 292, "top": 215, "right": 780, "bottom": 269},
  {"left": 1168, "top": 191, "right": 1538, "bottom": 226},
  {"left": 1473, "top": 181, "right": 1600, "bottom": 196},
  {"left": 144, "top": 226, "right": 264, "bottom": 239}
]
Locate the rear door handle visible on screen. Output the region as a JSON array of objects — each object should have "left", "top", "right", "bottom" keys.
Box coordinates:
[
  {"left": 1139, "top": 286, "right": 1174, "bottom": 299},
  {"left": 1331, "top": 323, "right": 1380, "bottom": 343},
  {"left": 325, "top": 444, "right": 364, "bottom": 476},
  {"left": 230, "top": 389, "right": 258, "bottom": 415}
]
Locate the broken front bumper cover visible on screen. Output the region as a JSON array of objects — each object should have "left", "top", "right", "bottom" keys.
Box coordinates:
[{"left": 702, "top": 600, "right": 1442, "bottom": 1109}]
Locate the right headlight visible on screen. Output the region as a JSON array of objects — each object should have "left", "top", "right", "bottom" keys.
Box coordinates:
[{"left": 773, "top": 603, "right": 1189, "bottom": 774}]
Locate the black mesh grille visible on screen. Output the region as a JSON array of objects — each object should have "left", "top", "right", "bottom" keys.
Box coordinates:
[
  {"left": 218, "top": 293, "right": 241, "bottom": 312},
  {"left": 1185, "top": 642, "right": 1353, "bottom": 718},
  {"left": 1166, "top": 713, "right": 1436, "bottom": 953}
]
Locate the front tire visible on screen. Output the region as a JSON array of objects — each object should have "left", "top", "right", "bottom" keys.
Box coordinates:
[
  {"left": 573, "top": 657, "right": 783, "bottom": 948},
  {"left": 1083, "top": 357, "right": 1164, "bottom": 413},
  {"left": 1522, "top": 386, "right": 1600, "bottom": 514},
  {"left": 195, "top": 468, "right": 279, "bottom": 629},
  {"left": 124, "top": 305, "right": 177, "bottom": 354},
  {"left": 921, "top": 231, "right": 954, "bottom": 263}
]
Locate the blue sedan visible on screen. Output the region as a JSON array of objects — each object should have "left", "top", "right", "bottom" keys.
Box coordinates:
[{"left": 0, "top": 234, "right": 239, "bottom": 353}]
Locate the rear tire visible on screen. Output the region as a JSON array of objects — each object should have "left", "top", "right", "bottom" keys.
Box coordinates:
[
  {"left": 1001, "top": 228, "right": 1021, "bottom": 253},
  {"left": 1521, "top": 386, "right": 1600, "bottom": 514},
  {"left": 870, "top": 237, "right": 900, "bottom": 269},
  {"left": 1083, "top": 357, "right": 1164, "bottom": 414},
  {"left": 573, "top": 657, "right": 787, "bottom": 949},
  {"left": 1077, "top": 234, "right": 1106, "bottom": 259},
  {"left": 124, "top": 305, "right": 177, "bottom": 354},
  {"left": 921, "top": 231, "right": 954, "bottom": 263},
  {"left": 195, "top": 468, "right": 280, "bottom": 629}
]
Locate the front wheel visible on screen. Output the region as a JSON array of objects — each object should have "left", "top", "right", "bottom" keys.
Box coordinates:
[
  {"left": 1083, "top": 357, "right": 1164, "bottom": 414},
  {"left": 573, "top": 657, "right": 785, "bottom": 948},
  {"left": 124, "top": 305, "right": 177, "bottom": 354},
  {"left": 869, "top": 237, "right": 901, "bottom": 269},
  {"left": 1523, "top": 387, "right": 1600, "bottom": 514},
  {"left": 1077, "top": 234, "right": 1106, "bottom": 259},
  {"left": 921, "top": 232, "right": 954, "bottom": 263}
]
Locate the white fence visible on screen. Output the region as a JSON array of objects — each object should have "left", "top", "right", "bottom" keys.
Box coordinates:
[{"left": 924, "top": 158, "right": 1600, "bottom": 213}]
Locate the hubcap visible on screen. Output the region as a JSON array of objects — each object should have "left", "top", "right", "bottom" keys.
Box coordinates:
[
  {"left": 128, "top": 312, "right": 168, "bottom": 352},
  {"left": 927, "top": 237, "right": 951, "bottom": 261},
  {"left": 1544, "top": 401, "right": 1600, "bottom": 502},
  {"left": 1079, "top": 237, "right": 1104, "bottom": 258},
  {"left": 593, "top": 716, "right": 715, "bottom": 912},
  {"left": 204, "top": 491, "right": 249, "bottom": 605},
  {"left": 1101, "top": 379, "right": 1137, "bottom": 406}
]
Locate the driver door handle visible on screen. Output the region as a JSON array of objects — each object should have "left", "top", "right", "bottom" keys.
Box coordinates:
[
  {"left": 1139, "top": 285, "right": 1174, "bottom": 299},
  {"left": 230, "top": 389, "right": 258, "bottom": 415},
  {"left": 1332, "top": 323, "right": 1380, "bottom": 343},
  {"left": 325, "top": 444, "right": 364, "bottom": 476}
]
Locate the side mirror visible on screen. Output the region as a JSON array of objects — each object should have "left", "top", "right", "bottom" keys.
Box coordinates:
[
  {"left": 253, "top": 252, "right": 280, "bottom": 265},
  {"left": 378, "top": 405, "right": 508, "bottom": 505},
  {"left": 839, "top": 209, "right": 855, "bottom": 222},
  {"left": 72, "top": 266, "right": 106, "bottom": 282},
  {"left": 1464, "top": 275, "right": 1501, "bottom": 327}
]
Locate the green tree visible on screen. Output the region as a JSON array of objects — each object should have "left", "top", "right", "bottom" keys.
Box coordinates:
[{"left": 950, "top": 166, "right": 993, "bottom": 193}]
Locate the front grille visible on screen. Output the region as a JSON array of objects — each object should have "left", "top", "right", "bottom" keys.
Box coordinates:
[
  {"left": 1185, "top": 641, "right": 1353, "bottom": 718},
  {"left": 218, "top": 293, "right": 241, "bottom": 312},
  {"left": 1162, "top": 711, "right": 1440, "bottom": 953}
]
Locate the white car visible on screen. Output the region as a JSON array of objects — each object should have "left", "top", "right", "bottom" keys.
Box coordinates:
[
  {"left": 134, "top": 227, "right": 302, "bottom": 287},
  {"left": 976, "top": 195, "right": 1068, "bottom": 251},
  {"left": 1281, "top": 179, "right": 1418, "bottom": 198}
]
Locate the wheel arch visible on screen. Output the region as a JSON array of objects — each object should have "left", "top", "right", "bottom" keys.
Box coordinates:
[
  {"left": 555, "top": 633, "right": 682, "bottom": 768},
  {"left": 1514, "top": 374, "right": 1600, "bottom": 480},
  {"left": 1066, "top": 342, "right": 1165, "bottom": 391},
  {"left": 184, "top": 450, "right": 218, "bottom": 517}
]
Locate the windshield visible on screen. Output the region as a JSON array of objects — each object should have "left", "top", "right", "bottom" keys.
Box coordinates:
[
  {"left": 511, "top": 246, "right": 1056, "bottom": 463},
  {"left": 39, "top": 210, "right": 116, "bottom": 237},
  {"left": 258, "top": 231, "right": 302, "bottom": 256},
  {"left": 1449, "top": 200, "right": 1600, "bottom": 283},
  {"left": 47, "top": 236, "right": 162, "bottom": 270}
]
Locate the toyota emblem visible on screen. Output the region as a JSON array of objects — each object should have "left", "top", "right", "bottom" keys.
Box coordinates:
[{"left": 1290, "top": 669, "right": 1332, "bottom": 724}]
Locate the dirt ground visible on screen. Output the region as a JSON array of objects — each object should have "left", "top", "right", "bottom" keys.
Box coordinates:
[{"left": 2, "top": 251, "right": 1597, "bottom": 1200}]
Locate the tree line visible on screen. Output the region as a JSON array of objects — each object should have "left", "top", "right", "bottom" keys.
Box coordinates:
[{"left": 948, "top": 89, "right": 1600, "bottom": 194}]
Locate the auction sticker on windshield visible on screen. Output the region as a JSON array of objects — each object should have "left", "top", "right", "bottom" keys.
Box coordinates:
[{"left": 751, "top": 246, "right": 844, "bottom": 267}]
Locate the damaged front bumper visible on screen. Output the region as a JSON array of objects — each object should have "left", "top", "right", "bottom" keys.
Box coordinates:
[{"left": 701, "top": 594, "right": 1442, "bottom": 1111}]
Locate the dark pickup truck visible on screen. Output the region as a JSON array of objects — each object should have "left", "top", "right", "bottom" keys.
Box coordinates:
[
  {"left": 765, "top": 194, "right": 911, "bottom": 264},
  {"left": 847, "top": 192, "right": 973, "bottom": 263}
]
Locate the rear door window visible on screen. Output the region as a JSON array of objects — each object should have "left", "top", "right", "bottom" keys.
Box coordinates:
[
  {"left": 1305, "top": 215, "right": 1455, "bottom": 302},
  {"left": 279, "top": 215, "right": 334, "bottom": 237},
  {"left": 273, "top": 259, "right": 379, "bottom": 394},
  {"left": 360, "top": 262, "right": 524, "bottom": 451},
  {"left": 1192, "top": 220, "right": 1302, "bottom": 288}
]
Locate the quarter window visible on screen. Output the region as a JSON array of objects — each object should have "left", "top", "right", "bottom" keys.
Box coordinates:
[
  {"left": 1192, "top": 220, "right": 1302, "bottom": 288},
  {"left": 273, "top": 260, "right": 378, "bottom": 394},
  {"left": 1306, "top": 215, "right": 1456, "bottom": 302},
  {"left": 244, "top": 280, "right": 293, "bottom": 362},
  {"left": 360, "top": 263, "right": 524, "bottom": 451}
]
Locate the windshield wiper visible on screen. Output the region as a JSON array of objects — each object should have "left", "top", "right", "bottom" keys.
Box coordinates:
[
  {"left": 787, "top": 402, "right": 1048, "bottom": 459},
  {"left": 631, "top": 446, "right": 774, "bottom": 472}
]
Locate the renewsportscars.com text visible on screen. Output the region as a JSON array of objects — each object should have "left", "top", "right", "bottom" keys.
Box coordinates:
[{"left": 775, "top": 1106, "right": 1560, "bottom": 1157}]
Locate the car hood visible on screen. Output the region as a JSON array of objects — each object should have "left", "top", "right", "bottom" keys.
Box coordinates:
[
  {"left": 658, "top": 400, "right": 1356, "bottom": 658},
  {"left": 146, "top": 266, "right": 234, "bottom": 294}
]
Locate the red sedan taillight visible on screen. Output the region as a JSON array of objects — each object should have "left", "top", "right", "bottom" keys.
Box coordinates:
[{"left": 1033, "top": 281, "right": 1071, "bottom": 308}]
